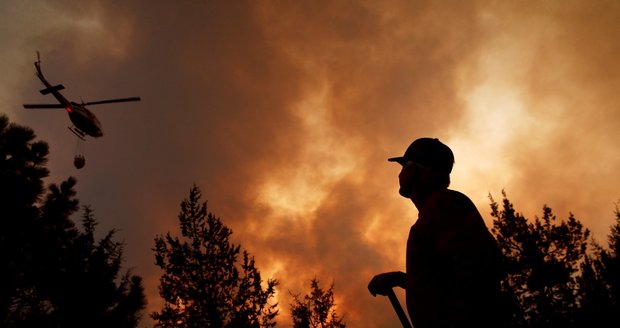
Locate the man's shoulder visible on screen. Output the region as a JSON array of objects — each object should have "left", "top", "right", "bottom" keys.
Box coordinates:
[
  {"left": 422, "top": 189, "right": 482, "bottom": 226},
  {"left": 427, "top": 189, "right": 473, "bottom": 207}
]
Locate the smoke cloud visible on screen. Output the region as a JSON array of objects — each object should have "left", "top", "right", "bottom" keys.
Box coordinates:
[{"left": 2, "top": 1, "right": 619, "bottom": 326}]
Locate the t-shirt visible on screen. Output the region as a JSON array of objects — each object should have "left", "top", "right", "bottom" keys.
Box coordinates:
[{"left": 406, "top": 189, "right": 504, "bottom": 328}]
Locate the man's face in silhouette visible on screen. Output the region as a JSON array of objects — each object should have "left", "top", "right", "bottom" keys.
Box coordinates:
[{"left": 398, "top": 160, "right": 430, "bottom": 198}]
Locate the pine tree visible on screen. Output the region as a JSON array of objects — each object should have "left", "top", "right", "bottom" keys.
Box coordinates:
[
  {"left": 603, "top": 205, "right": 620, "bottom": 308},
  {"left": 152, "top": 185, "right": 278, "bottom": 328},
  {"left": 0, "top": 114, "right": 50, "bottom": 322},
  {"left": 580, "top": 204, "right": 620, "bottom": 326},
  {"left": 490, "top": 191, "right": 591, "bottom": 327},
  {"left": 290, "top": 278, "right": 346, "bottom": 328},
  {"left": 41, "top": 206, "right": 146, "bottom": 328}
]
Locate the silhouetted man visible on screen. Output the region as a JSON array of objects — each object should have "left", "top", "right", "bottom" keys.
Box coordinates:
[{"left": 368, "top": 138, "right": 506, "bottom": 328}]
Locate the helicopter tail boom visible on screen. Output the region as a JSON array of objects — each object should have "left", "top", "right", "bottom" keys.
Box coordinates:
[{"left": 39, "top": 84, "right": 65, "bottom": 95}]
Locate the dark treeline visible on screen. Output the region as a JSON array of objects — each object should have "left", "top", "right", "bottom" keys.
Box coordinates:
[
  {"left": 2, "top": 114, "right": 620, "bottom": 327},
  {"left": 0, "top": 115, "right": 145, "bottom": 327}
]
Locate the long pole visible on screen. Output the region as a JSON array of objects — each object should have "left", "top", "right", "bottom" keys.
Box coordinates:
[{"left": 386, "top": 288, "right": 413, "bottom": 328}]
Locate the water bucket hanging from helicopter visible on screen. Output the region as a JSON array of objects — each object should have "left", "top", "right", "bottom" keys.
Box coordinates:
[
  {"left": 74, "top": 154, "right": 86, "bottom": 169},
  {"left": 73, "top": 138, "right": 86, "bottom": 169}
]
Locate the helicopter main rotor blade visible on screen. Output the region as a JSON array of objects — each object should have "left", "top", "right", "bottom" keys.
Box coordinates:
[
  {"left": 23, "top": 104, "right": 66, "bottom": 109},
  {"left": 84, "top": 97, "right": 141, "bottom": 106}
]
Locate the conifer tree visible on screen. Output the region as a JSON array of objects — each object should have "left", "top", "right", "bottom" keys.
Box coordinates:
[
  {"left": 490, "top": 192, "right": 592, "bottom": 327},
  {"left": 579, "top": 205, "right": 620, "bottom": 326},
  {"left": 602, "top": 206, "right": 620, "bottom": 308},
  {"left": 0, "top": 114, "right": 49, "bottom": 322},
  {"left": 152, "top": 185, "right": 278, "bottom": 328},
  {"left": 290, "top": 278, "right": 345, "bottom": 328}
]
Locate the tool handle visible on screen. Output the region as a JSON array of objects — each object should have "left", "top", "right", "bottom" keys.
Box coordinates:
[{"left": 387, "top": 288, "right": 413, "bottom": 328}]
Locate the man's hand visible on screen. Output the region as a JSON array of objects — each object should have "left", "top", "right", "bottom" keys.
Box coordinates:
[{"left": 368, "top": 271, "right": 406, "bottom": 296}]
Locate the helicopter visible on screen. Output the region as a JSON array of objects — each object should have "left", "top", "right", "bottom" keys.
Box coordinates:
[{"left": 23, "top": 52, "right": 140, "bottom": 168}]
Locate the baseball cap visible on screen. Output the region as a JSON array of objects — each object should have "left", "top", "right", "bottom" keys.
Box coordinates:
[{"left": 388, "top": 137, "right": 454, "bottom": 174}]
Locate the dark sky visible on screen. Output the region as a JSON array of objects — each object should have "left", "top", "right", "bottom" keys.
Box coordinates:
[{"left": 2, "top": 1, "right": 620, "bottom": 326}]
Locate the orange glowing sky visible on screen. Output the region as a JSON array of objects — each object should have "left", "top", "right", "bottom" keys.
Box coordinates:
[{"left": 2, "top": 1, "right": 620, "bottom": 326}]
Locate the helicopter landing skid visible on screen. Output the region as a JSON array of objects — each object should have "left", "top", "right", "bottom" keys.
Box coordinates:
[{"left": 68, "top": 126, "right": 86, "bottom": 141}]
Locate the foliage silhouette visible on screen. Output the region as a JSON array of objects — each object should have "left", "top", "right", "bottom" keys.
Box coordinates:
[
  {"left": 490, "top": 191, "right": 620, "bottom": 327},
  {"left": 603, "top": 206, "right": 620, "bottom": 314},
  {"left": 152, "top": 185, "right": 278, "bottom": 328},
  {"left": 290, "top": 278, "right": 345, "bottom": 328},
  {"left": 1, "top": 114, "right": 49, "bottom": 324},
  {"left": 0, "top": 115, "right": 145, "bottom": 327},
  {"left": 575, "top": 205, "right": 620, "bottom": 326}
]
